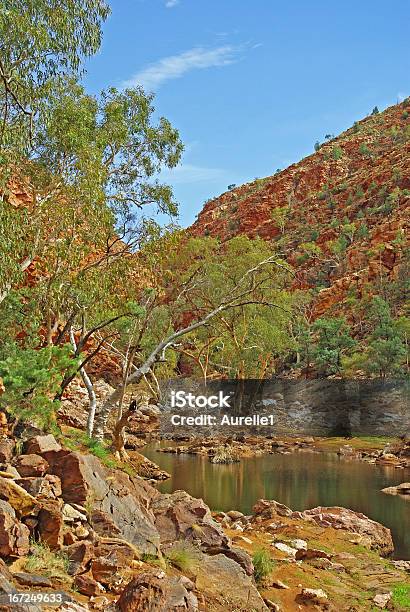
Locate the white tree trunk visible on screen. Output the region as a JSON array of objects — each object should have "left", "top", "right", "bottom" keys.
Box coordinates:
[{"left": 69, "top": 327, "right": 97, "bottom": 437}]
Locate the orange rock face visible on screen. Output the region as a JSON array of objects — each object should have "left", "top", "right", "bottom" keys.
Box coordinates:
[{"left": 189, "top": 101, "right": 410, "bottom": 321}]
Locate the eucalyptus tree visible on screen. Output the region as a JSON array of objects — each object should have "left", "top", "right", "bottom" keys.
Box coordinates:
[
  {"left": 92, "top": 234, "right": 296, "bottom": 440},
  {"left": 0, "top": 0, "right": 109, "bottom": 157}
]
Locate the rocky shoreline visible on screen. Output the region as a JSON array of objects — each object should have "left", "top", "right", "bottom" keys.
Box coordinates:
[
  {"left": 0, "top": 428, "right": 408, "bottom": 611},
  {"left": 153, "top": 434, "right": 410, "bottom": 470}
]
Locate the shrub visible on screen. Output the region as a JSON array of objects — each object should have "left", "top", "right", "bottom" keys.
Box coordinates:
[
  {"left": 25, "top": 543, "right": 71, "bottom": 584},
  {"left": 392, "top": 583, "right": 410, "bottom": 608},
  {"left": 253, "top": 548, "right": 275, "bottom": 583},
  {"left": 166, "top": 542, "right": 199, "bottom": 572},
  {"left": 210, "top": 445, "right": 239, "bottom": 464},
  {"left": 0, "top": 344, "right": 78, "bottom": 430},
  {"left": 332, "top": 146, "right": 343, "bottom": 160},
  {"left": 359, "top": 142, "right": 371, "bottom": 157}
]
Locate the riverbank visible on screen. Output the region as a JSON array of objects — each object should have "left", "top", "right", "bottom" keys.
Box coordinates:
[
  {"left": 0, "top": 430, "right": 409, "bottom": 611},
  {"left": 152, "top": 434, "right": 410, "bottom": 469}
]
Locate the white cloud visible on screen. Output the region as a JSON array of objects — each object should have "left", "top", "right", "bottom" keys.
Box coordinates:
[
  {"left": 160, "top": 163, "right": 226, "bottom": 185},
  {"left": 122, "top": 45, "right": 239, "bottom": 91},
  {"left": 165, "top": 0, "right": 179, "bottom": 7}
]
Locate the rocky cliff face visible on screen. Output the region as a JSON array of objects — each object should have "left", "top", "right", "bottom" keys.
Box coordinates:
[{"left": 189, "top": 102, "right": 410, "bottom": 320}]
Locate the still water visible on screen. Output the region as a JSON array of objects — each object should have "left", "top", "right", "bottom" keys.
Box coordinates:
[{"left": 142, "top": 444, "right": 410, "bottom": 559}]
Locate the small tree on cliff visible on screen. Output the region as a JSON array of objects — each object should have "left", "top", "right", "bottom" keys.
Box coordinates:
[
  {"left": 364, "top": 297, "right": 406, "bottom": 377},
  {"left": 311, "top": 317, "right": 356, "bottom": 375}
]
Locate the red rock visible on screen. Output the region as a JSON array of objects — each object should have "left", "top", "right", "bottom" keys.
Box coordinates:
[
  {"left": 0, "top": 440, "right": 14, "bottom": 463},
  {"left": 14, "top": 454, "right": 49, "bottom": 477},
  {"left": 37, "top": 500, "right": 64, "bottom": 549},
  {"left": 295, "top": 548, "right": 332, "bottom": 561},
  {"left": 116, "top": 571, "right": 197, "bottom": 611},
  {"left": 252, "top": 499, "right": 293, "bottom": 518},
  {"left": 74, "top": 572, "right": 102, "bottom": 596},
  {"left": 65, "top": 541, "right": 95, "bottom": 575},
  {"left": 90, "top": 557, "right": 122, "bottom": 588},
  {"left": 15, "top": 474, "right": 61, "bottom": 499},
  {"left": 151, "top": 489, "right": 229, "bottom": 549},
  {"left": 93, "top": 541, "right": 136, "bottom": 565},
  {"left": 0, "top": 509, "right": 30, "bottom": 557},
  {"left": 24, "top": 434, "right": 62, "bottom": 456},
  {"left": 293, "top": 506, "right": 394, "bottom": 556}
]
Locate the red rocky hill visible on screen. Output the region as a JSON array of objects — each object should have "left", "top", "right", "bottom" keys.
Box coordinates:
[{"left": 189, "top": 102, "right": 410, "bottom": 321}]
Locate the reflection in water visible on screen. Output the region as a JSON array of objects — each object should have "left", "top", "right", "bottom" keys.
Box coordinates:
[{"left": 142, "top": 444, "right": 410, "bottom": 560}]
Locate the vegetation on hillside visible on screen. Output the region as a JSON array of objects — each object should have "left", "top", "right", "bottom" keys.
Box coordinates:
[{"left": 0, "top": 0, "right": 408, "bottom": 449}]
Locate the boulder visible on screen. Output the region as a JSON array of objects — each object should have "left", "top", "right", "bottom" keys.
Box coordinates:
[
  {"left": 74, "top": 572, "right": 103, "bottom": 596},
  {"left": 13, "top": 572, "right": 52, "bottom": 587},
  {"left": 291, "top": 506, "right": 394, "bottom": 556},
  {"left": 14, "top": 454, "right": 49, "bottom": 477},
  {"left": 15, "top": 475, "right": 61, "bottom": 499},
  {"left": 45, "top": 451, "right": 160, "bottom": 554},
  {"left": 23, "top": 434, "right": 62, "bottom": 457},
  {"left": 0, "top": 558, "right": 16, "bottom": 597},
  {"left": 37, "top": 500, "right": 64, "bottom": 549},
  {"left": 0, "top": 509, "right": 30, "bottom": 556},
  {"left": 65, "top": 541, "right": 95, "bottom": 576},
  {"left": 295, "top": 548, "right": 332, "bottom": 561},
  {"left": 90, "top": 509, "right": 121, "bottom": 537},
  {"left": 0, "top": 440, "right": 14, "bottom": 463},
  {"left": 299, "top": 588, "right": 328, "bottom": 604},
  {"left": 90, "top": 557, "right": 123, "bottom": 589},
  {"left": 252, "top": 499, "right": 292, "bottom": 518},
  {"left": 94, "top": 541, "right": 137, "bottom": 565},
  {"left": 193, "top": 552, "right": 267, "bottom": 611},
  {"left": 289, "top": 538, "right": 307, "bottom": 550},
  {"left": 274, "top": 542, "right": 297, "bottom": 556},
  {"left": 373, "top": 592, "right": 392, "bottom": 609},
  {"left": 226, "top": 510, "right": 244, "bottom": 521},
  {"left": 381, "top": 482, "right": 410, "bottom": 496},
  {"left": 0, "top": 477, "right": 38, "bottom": 517},
  {"left": 0, "top": 465, "right": 20, "bottom": 478},
  {"left": 62, "top": 503, "right": 87, "bottom": 523},
  {"left": 115, "top": 571, "right": 198, "bottom": 611},
  {"left": 204, "top": 545, "right": 254, "bottom": 575},
  {"left": 151, "top": 489, "right": 229, "bottom": 549}
]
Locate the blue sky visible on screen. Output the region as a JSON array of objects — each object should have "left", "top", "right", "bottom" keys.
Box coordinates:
[{"left": 84, "top": 0, "right": 410, "bottom": 227}]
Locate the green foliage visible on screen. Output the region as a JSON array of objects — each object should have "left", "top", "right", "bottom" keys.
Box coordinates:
[
  {"left": 359, "top": 142, "right": 372, "bottom": 157},
  {"left": 371, "top": 106, "right": 379, "bottom": 115},
  {"left": 341, "top": 220, "right": 356, "bottom": 244},
  {"left": 0, "top": 0, "right": 110, "bottom": 157},
  {"left": 253, "top": 548, "right": 275, "bottom": 583},
  {"left": 356, "top": 223, "right": 369, "bottom": 239},
  {"left": 312, "top": 317, "right": 356, "bottom": 375},
  {"left": 391, "top": 583, "right": 410, "bottom": 608},
  {"left": 364, "top": 297, "right": 406, "bottom": 377},
  {"left": 152, "top": 234, "right": 296, "bottom": 378},
  {"left": 332, "top": 146, "right": 343, "bottom": 160},
  {"left": 271, "top": 206, "right": 290, "bottom": 233},
  {"left": 36, "top": 79, "right": 183, "bottom": 217},
  {"left": 330, "top": 235, "right": 349, "bottom": 261},
  {"left": 0, "top": 344, "right": 78, "bottom": 428},
  {"left": 299, "top": 242, "right": 322, "bottom": 259},
  {"left": 165, "top": 542, "right": 199, "bottom": 572},
  {"left": 25, "top": 542, "right": 71, "bottom": 584}
]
